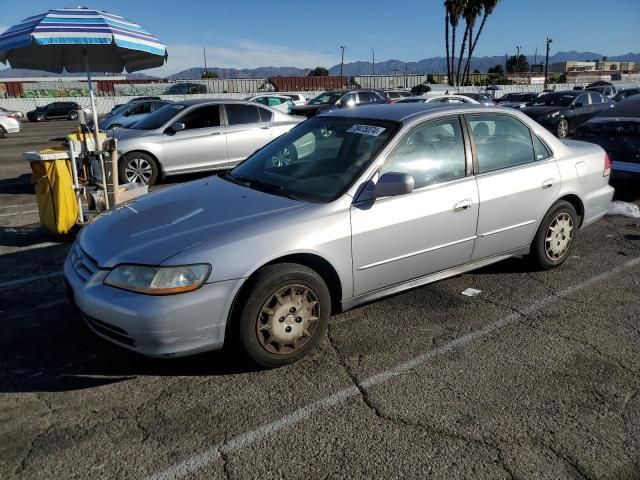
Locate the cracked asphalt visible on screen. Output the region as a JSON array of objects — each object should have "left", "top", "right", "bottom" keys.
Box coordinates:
[{"left": 1, "top": 121, "right": 640, "bottom": 480}]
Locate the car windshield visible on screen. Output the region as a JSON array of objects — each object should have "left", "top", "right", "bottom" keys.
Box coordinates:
[
  {"left": 129, "top": 103, "right": 186, "bottom": 130},
  {"left": 224, "top": 116, "right": 398, "bottom": 203},
  {"left": 532, "top": 93, "right": 576, "bottom": 106},
  {"left": 308, "top": 92, "right": 344, "bottom": 105}
]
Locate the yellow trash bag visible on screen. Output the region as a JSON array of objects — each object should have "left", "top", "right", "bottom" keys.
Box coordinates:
[{"left": 30, "top": 155, "right": 79, "bottom": 235}]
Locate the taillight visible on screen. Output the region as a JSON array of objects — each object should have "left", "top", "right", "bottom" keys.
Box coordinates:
[{"left": 603, "top": 153, "right": 611, "bottom": 177}]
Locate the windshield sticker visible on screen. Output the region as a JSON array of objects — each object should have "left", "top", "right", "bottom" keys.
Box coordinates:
[{"left": 347, "top": 124, "right": 386, "bottom": 137}]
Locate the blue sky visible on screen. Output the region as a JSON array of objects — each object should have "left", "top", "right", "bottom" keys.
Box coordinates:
[{"left": 1, "top": 0, "right": 639, "bottom": 75}]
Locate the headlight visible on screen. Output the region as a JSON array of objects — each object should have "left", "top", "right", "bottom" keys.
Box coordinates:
[{"left": 104, "top": 264, "right": 211, "bottom": 295}]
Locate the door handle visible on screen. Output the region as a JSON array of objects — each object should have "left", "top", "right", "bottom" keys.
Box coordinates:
[
  {"left": 211, "top": 131, "right": 222, "bottom": 136},
  {"left": 260, "top": 126, "right": 271, "bottom": 130},
  {"left": 453, "top": 199, "right": 472, "bottom": 212},
  {"left": 541, "top": 179, "right": 554, "bottom": 189}
]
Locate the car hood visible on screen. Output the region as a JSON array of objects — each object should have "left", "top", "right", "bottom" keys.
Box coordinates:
[
  {"left": 521, "top": 106, "right": 563, "bottom": 117},
  {"left": 79, "top": 176, "right": 308, "bottom": 268},
  {"left": 108, "top": 127, "right": 158, "bottom": 141}
]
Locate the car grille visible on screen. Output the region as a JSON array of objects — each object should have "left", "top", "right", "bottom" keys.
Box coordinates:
[
  {"left": 70, "top": 243, "right": 99, "bottom": 282},
  {"left": 83, "top": 314, "right": 135, "bottom": 346}
]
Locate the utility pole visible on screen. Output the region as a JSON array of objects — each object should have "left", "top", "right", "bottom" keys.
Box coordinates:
[
  {"left": 372, "top": 47, "right": 375, "bottom": 75},
  {"left": 534, "top": 47, "right": 538, "bottom": 66},
  {"left": 544, "top": 37, "right": 552, "bottom": 89},
  {"left": 516, "top": 45, "right": 522, "bottom": 73},
  {"left": 203, "top": 47, "right": 207, "bottom": 76},
  {"left": 505, "top": 53, "right": 508, "bottom": 74},
  {"left": 340, "top": 45, "right": 346, "bottom": 81}
]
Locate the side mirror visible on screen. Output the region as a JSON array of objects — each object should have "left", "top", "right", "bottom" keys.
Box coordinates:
[
  {"left": 374, "top": 172, "right": 415, "bottom": 198},
  {"left": 171, "top": 122, "right": 186, "bottom": 132}
]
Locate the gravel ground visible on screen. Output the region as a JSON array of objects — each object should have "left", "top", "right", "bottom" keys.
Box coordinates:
[{"left": 1, "top": 121, "right": 639, "bottom": 480}]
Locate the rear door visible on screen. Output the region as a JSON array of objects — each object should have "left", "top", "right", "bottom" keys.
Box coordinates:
[
  {"left": 161, "top": 104, "right": 228, "bottom": 173},
  {"left": 224, "top": 103, "right": 273, "bottom": 166},
  {"left": 467, "top": 113, "right": 560, "bottom": 260}
]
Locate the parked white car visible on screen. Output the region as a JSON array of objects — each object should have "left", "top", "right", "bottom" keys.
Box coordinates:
[
  {"left": 279, "top": 93, "right": 307, "bottom": 106},
  {"left": 245, "top": 95, "right": 294, "bottom": 113},
  {"left": 0, "top": 114, "right": 20, "bottom": 138}
]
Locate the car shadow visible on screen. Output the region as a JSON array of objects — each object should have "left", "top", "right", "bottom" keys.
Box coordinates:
[
  {"left": 0, "top": 223, "right": 75, "bottom": 248},
  {"left": 0, "top": 173, "right": 33, "bottom": 194},
  {"left": 611, "top": 176, "right": 640, "bottom": 203}
]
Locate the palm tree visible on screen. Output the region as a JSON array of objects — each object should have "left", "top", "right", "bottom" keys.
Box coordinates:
[
  {"left": 448, "top": 1, "right": 464, "bottom": 86},
  {"left": 463, "top": 0, "right": 500, "bottom": 83},
  {"left": 456, "top": 0, "right": 482, "bottom": 85},
  {"left": 444, "top": 1, "right": 452, "bottom": 87}
]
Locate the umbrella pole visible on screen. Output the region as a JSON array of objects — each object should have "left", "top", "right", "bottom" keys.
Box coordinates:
[
  {"left": 84, "top": 50, "right": 109, "bottom": 210},
  {"left": 83, "top": 50, "right": 101, "bottom": 150}
]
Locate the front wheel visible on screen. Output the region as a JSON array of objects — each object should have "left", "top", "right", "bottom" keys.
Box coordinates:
[
  {"left": 531, "top": 200, "right": 578, "bottom": 270},
  {"left": 236, "top": 263, "right": 330, "bottom": 368},
  {"left": 68, "top": 111, "right": 79, "bottom": 121},
  {"left": 35, "top": 113, "right": 46, "bottom": 122},
  {"left": 119, "top": 152, "right": 160, "bottom": 186},
  {"left": 556, "top": 119, "right": 569, "bottom": 138}
]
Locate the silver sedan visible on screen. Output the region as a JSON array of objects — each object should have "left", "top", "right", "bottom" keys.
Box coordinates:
[
  {"left": 110, "top": 99, "right": 303, "bottom": 185},
  {"left": 65, "top": 103, "right": 614, "bottom": 367}
]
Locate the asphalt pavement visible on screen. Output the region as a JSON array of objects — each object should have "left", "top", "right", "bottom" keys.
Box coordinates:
[{"left": 1, "top": 121, "right": 639, "bottom": 480}]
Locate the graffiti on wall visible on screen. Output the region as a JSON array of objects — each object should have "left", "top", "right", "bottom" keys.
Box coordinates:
[
  {"left": 114, "top": 82, "right": 207, "bottom": 96},
  {"left": 22, "top": 82, "right": 89, "bottom": 98}
]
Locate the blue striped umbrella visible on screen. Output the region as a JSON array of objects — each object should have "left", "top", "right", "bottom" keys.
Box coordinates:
[
  {"left": 0, "top": 7, "right": 167, "bottom": 73},
  {"left": 0, "top": 7, "right": 167, "bottom": 145}
]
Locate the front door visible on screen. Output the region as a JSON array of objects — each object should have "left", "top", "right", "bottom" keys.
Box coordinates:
[
  {"left": 161, "top": 104, "right": 227, "bottom": 173},
  {"left": 466, "top": 113, "right": 561, "bottom": 260},
  {"left": 351, "top": 116, "right": 479, "bottom": 296},
  {"left": 224, "top": 104, "right": 273, "bottom": 166}
]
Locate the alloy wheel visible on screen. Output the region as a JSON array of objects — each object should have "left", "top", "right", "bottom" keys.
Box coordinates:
[
  {"left": 256, "top": 284, "right": 320, "bottom": 355},
  {"left": 545, "top": 212, "right": 574, "bottom": 260},
  {"left": 124, "top": 157, "right": 153, "bottom": 184},
  {"left": 557, "top": 119, "right": 569, "bottom": 138},
  {"left": 271, "top": 147, "right": 292, "bottom": 168}
]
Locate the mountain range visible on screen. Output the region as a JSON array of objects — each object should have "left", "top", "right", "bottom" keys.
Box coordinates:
[{"left": 1, "top": 51, "right": 638, "bottom": 80}]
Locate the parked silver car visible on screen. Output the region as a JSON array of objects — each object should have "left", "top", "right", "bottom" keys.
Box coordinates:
[
  {"left": 65, "top": 103, "right": 613, "bottom": 367},
  {"left": 111, "top": 99, "right": 303, "bottom": 185}
]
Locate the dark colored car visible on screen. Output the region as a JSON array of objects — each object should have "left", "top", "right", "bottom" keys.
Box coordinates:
[
  {"left": 571, "top": 96, "right": 640, "bottom": 175},
  {"left": 495, "top": 92, "right": 538, "bottom": 104},
  {"left": 613, "top": 88, "right": 640, "bottom": 102},
  {"left": 520, "top": 90, "right": 613, "bottom": 138},
  {"left": 27, "top": 102, "right": 83, "bottom": 122},
  {"left": 290, "top": 89, "right": 388, "bottom": 118}
]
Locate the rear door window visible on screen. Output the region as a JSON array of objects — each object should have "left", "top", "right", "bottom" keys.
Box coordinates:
[
  {"left": 468, "top": 114, "right": 536, "bottom": 173},
  {"left": 225, "top": 104, "right": 261, "bottom": 125}
]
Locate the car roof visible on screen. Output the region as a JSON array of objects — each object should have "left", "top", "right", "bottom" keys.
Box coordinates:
[
  {"left": 319, "top": 103, "right": 487, "bottom": 122},
  {"left": 169, "top": 98, "right": 266, "bottom": 106}
]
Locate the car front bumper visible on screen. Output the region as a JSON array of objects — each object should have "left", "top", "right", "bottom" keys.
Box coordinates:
[{"left": 63, "top": 248, "right": 242, "bottom": 358}]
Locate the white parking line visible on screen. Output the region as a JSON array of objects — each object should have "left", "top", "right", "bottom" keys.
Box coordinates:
[
  {"left": 0, "top": 204, "right": 37, "bottom": 209},
  {"left": 147, "top": 256, "right": 640, "bottom": 480},
  {"left": 0, "top": 209, "right": 38, "bottom": 217},
  {"left": 0, "top": 272, "right": 62, "bottom": 289}
]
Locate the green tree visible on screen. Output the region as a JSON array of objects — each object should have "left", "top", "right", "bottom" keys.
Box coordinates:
[
  {"left": 488, "top": 64, "right": 503, "bottom": 74},
  {"left": 201, "top": 70, "right": 218, "bottom": 79},
  {"left": 506, "top": 54, "right": 529, "bottom": 73},
  {"left": 308, "top": 67, "right": 329, "bottom": 76}
]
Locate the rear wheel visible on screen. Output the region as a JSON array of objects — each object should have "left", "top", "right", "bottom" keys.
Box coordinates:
[
  {"left": 119, "top": 152, "right": 160, "bottom": 186},
  {"left": 0, "top": 126, "right": 6, "bottom": 138},
  {"left": 531, "top": 200, "right": 578, "bottom": 269},
  {"left": 556, "top": 119, "right": 569, "bottom": 138},
  {"left": 235, "top": 263, "right": 330, "bottom": 368}
]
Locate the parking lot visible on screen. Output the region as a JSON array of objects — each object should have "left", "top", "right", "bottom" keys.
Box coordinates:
[{"left": 1, "top": 121, "right": 640, "bottom": 479}]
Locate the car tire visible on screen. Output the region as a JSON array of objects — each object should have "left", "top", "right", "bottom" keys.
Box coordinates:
[
  {"left": 119, "top": 152, "right": 160, "bottom": 186},
  {"left": 0, "top": 126, "right": 6, "bottom": 139},
  {"left": 531, "top": 200, "right": 578, "bottom": 270},
  {"left": 35, "top": 113, "right": 46, "bottom": 122},
  {"left": 68, "top": 111, "right": 79, "bottom": 121},
  {"left": 556, "top": 119, "right": 570, "bottom": 138},
  {"left": 235, "top": 263, "right": 331, "bottom": 368}
]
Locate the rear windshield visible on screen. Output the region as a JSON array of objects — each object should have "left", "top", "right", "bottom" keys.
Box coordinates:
[{"left": 130, "top": 103, "right": 186, "bottom": 130}]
